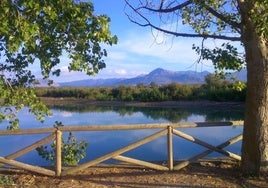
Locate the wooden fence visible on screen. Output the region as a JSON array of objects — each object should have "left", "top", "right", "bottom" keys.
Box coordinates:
[{"left": 0, "top": 121, "right": 243, "bottom": 177}]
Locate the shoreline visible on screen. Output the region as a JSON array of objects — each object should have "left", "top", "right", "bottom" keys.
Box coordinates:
[{"left": 40, "top": 97, "right": 245, "bottom": 109}]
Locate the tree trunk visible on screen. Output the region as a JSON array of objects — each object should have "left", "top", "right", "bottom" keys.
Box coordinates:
[{"left": 242, "top": 18, "right": 268, "bottom": 175}]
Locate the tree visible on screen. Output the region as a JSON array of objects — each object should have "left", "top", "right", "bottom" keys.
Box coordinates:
[
  {"left": 204, "top": 74, "right": 229, "bottom": 89},
  {"left": 0, "top": 0, "right": 117, "bottom": 129},
  {"left": 125, "top": 0, "right": 268, "bottom": 176}
]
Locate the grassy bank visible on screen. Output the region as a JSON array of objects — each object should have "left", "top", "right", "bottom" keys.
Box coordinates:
[{"left": 41, "top": 97, "right": 245, "bottom": 110}]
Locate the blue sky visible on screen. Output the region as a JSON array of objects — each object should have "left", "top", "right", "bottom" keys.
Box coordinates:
[{"left": 49, "top": 0, "right": 216, "bottom": 82}]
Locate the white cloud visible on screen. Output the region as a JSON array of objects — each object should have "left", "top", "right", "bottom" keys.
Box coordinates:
[
  {"left": 100, "top": 29, "right": 214, "bottom": 77},
  {"left": 122, "top": 32, "right": 199, "bottom": 63},
  {"left": 107, "top": 31, "right": 192, "bottom": 70},
  {"left": 49, "top": 25, "right": 217, "bottom": 82},
  {"left": 115, "top": 69, "right": 127, "bottom": 75},
  {"left": 60, "top": 111, "right": 73, "bottom": 117}
]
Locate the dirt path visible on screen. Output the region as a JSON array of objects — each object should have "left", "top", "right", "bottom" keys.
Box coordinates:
[{"left": 1, "top": 161, "right": 267, "bottom": 187}]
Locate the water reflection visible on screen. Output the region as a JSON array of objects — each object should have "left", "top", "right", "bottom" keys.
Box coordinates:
[
  {"left": 0, "top": 104, "right": 244, "bottom": 166},
  {"left": 49, "top": 104, "right": 244, "bottom": 124}
]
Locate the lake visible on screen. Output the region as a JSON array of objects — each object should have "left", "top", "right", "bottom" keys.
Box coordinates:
[{"left": 0, "top": 104, "right": 244, "bottom": 166}]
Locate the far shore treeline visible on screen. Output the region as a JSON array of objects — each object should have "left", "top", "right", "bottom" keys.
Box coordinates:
[{"left": 36, "top": 75, "right": 246, "bottom": 102}]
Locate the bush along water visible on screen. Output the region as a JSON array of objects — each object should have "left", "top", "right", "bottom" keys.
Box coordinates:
[
  {"left": 36, "top": 121, "right": 88, "bottom": 166},
  {"left": 36, "top": 74, "right": 246, "bottom": 102}
]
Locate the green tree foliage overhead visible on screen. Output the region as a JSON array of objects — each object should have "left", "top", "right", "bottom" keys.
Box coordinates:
[{"left": 0, "top": 0, "right": 117, "bottom": 129}]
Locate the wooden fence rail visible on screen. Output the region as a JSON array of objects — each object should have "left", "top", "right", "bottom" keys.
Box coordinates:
[{"left": 0, "top": 121, "right": 243, "bottom": 177}]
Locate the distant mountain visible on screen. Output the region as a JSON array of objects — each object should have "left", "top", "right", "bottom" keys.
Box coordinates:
[
  {"left": 118, "top": 68, "right": 210, "bottom": 86},
  {"left": 233, "top": 69, "right": 247, "bottom": 82},
  {"left": 59, "top": 68, "right": 211, "bottom": 87},
  {"left": 59, "top": 78, "right": 124, "bottom": 87}
]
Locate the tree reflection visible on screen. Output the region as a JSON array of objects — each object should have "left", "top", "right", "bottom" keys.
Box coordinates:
[{"left": 48, "top": 104, "right": 244, "bottom": 123}]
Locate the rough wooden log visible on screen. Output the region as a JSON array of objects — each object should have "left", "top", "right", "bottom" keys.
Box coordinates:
[
  {"left": 0, "top": 157, "right": 55, "bottom": 176},
  {"left": 0, "top": 128, "right": 55, "bottom": 135},
  {"left": 56, "top": 130, "right": 62, "bottom": 177},
  {"left": 56, "top": 121, "right": 243, "bottom": 132},
  {"left": 113, "top": 155, "right": 169, "bottom": 170},
  {"left": 167, "top": 126, "right": 173, "bottom": 170},
  {"left": 0, "top": 121, "right": 243, "bottom": 135}
]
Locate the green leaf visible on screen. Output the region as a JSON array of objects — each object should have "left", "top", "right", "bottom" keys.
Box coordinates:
[{"left": 0, "top": 0, "right": 117, "bottom": 128}]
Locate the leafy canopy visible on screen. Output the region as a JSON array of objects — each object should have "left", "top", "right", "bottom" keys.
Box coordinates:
[{"left": 0, "top": 0, "right": 117, "bottom": 129}]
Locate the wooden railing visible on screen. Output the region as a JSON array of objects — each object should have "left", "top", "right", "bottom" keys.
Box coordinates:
[{"left": 0, "top": 121, "right": 243, "bottom": 177}]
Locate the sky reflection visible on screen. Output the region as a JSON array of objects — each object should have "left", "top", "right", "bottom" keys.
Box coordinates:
[{"left": 0, "top": 106, "right": 243, "bottom": 165}]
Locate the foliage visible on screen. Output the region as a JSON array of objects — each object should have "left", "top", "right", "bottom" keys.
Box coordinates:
[
  {"left": 0, "top": 87, "right": 52, "bottom": 130},
  {"left": 37, "top": 131, "right": 88, "bottom": 166},
  {"left": 36, "top": 77, "right": 246, "bottom": 102},
  {"left": 0, "top": 176, "right": 14, "bottom": 186},
  {"left": 232, "top": 81, "right": 246, "bottom": 92},
  {"left": 0, "top": 0, "right": 117, "bottom": 128},
  {"left": 250, "top": 0, "right": 268, "bottom": 38},
  {"left": 36, "top": 121, "right": 88, "bottom": 166},
  {"left": 193, "top": 43, "right": 245, "bottom": 75}
]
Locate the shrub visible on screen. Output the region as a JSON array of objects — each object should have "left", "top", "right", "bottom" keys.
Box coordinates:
[
  {"left": 0, "top": 176, "right": 14, "bottom": 186},
  {"left": 36, "top": 122, "right": 88, "bottom": 166}
]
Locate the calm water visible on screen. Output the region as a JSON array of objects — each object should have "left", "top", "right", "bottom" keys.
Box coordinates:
[{"left": 0, "top": 105, "right": 244, "bottom": 166}]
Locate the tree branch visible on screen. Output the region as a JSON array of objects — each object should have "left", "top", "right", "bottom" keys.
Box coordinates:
[
  {"left": 200, "top": 3, "right": 241, "bottom": 33},
  {"left": 125, "top": 1, "right": 241, "bottom": 42},
  {"left": 150, "top": 23, "right": 241, "bottom": 41},
  {"left": 142, "top": 0, "right": 193, "bottom": 13}
]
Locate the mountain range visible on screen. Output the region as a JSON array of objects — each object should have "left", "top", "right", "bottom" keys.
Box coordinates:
[{"left": 57, "top": 68, "right": 246, "bottom": 87}]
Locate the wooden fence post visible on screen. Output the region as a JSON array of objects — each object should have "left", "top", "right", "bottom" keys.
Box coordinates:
[
  {"left": 56, "top": 130, "right": 62, "bottom": 177},
  {"left": 167, "top": 126, "right": 173, "bottom": 170}
]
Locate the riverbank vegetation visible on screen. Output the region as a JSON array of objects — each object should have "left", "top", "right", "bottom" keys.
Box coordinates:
[{"left": 36, "top": 74, "right": 246, "bottom": 102}]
